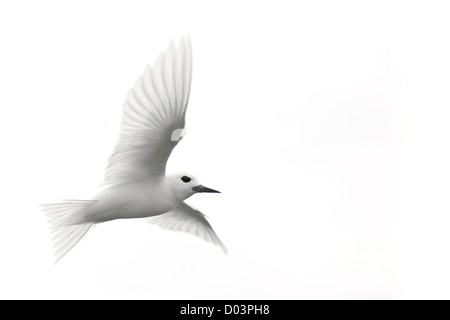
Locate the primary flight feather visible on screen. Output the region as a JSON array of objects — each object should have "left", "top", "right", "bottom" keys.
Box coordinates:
[{"left": 42, "top": 37, "right": 225, "bottom": 263}]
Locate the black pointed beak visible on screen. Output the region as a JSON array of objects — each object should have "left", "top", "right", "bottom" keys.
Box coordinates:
[{"left": 192, "top": 185, "right": 221, "bottom": 193}]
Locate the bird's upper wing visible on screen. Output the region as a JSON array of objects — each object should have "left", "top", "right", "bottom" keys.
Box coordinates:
[
  {"left": 105, "top": 37, "right": 192, "bottom": 185},
  {"left": 146, "top": 202, "right": 227, "bottom": 253}
]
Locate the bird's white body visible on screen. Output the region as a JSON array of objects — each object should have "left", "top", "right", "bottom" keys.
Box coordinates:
[
  {"left": 42, "top": 37, "right": 226, "bottom": 262},
  {"left": 81, "top": 173, "right": 199, "bottom": 223},
  {"left": 84, "top": 181, "right": 177, "bottom": 223}
]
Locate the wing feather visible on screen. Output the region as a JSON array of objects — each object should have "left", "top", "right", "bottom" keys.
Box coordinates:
[
  {"left": 146, "top": 202, "right": 227, "bottom": 253},
  {"left": 105, "top": 37, "right": 192, "bottom": 185}
]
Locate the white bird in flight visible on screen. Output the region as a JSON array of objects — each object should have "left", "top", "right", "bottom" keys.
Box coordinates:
[{"left": 42, "top": 37, "right": 226, "bottom": 262}]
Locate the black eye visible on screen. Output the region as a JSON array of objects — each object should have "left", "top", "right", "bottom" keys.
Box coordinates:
[{"left": 181, "top": 176, "right": 191, "bottom": 183}]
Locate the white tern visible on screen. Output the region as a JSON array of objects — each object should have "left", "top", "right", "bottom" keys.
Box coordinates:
[{"left": 42, "top": 37, "right": 226, "bottom": 262}]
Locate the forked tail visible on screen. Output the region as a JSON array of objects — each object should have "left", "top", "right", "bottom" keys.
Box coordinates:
[{"left": 41, "top": 199, "right": 96, "bottom": 263}]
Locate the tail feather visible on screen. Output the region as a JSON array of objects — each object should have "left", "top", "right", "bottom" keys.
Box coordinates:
[
  {"left": 52, "top": 224, "right": 93, "bottom": 263},
  {"left": 41, "top": 200, "right": 96, "bottom": 263}
]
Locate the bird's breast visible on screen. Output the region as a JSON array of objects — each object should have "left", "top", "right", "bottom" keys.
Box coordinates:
[{"left": 88, "top": 182, "right": 178, "bottom": 222}]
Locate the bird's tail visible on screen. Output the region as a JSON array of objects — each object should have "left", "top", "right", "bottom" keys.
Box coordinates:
[{"left": 41, "top": 199, "right": 96, "bottom": 263}]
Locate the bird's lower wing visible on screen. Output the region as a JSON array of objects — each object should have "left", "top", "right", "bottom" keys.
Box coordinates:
[{"left": 146, "top": 202, "right": 227, "bottom": 253}]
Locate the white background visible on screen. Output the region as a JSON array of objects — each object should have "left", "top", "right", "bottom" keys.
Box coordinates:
[{"left": 1, "top": 1, "right": 450, "bottom": 299}]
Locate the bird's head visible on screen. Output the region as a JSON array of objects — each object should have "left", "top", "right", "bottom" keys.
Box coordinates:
[{"left": 168, "top": 172, "right": 220, "bottom": 201}]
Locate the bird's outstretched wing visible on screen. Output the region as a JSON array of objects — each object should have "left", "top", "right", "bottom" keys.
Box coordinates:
[
  {"left": 146, "top": 202, "right": 227, "bottom": 253},
  {"left": 105, "top": 37, "right": 192, "bottom": 185}
]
